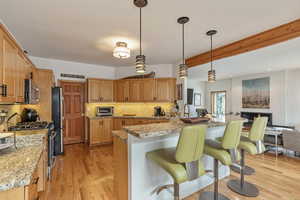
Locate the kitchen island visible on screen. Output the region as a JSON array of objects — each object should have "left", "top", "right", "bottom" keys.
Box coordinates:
[{"left": 122, "top": 116, "right": 244, "bottom": 200}]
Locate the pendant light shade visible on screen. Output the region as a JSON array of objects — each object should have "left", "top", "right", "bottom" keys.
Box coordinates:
[
  {"left": 177, "top": 17, "right": 190, "bottom": 79},
  {"left": 113, "top": 42, "right": 130, "bottom": 59},
  {"left": 207, "top": 30, "right": 217, "bottom": 82},
  {"left": 134, "top": 0, "right": 147, "bottom": 74},
  {"left": 136, "top": 55, "right": 146, "bottom": 73}
]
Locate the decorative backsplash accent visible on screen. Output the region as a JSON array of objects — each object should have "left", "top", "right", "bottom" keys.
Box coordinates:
[{"left": 85, "top": 103, "right": 174, "bottom": 117}]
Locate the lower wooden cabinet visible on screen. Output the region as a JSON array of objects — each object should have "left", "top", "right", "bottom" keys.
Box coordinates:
[
  {"left": 113, "top": 132, "right": 128, "bottom": 200},
  {"left": 0, "top": 150, "right": 46, "bottom": 200},
  {"left": 88, "top": 118, "right": 113, "bottom": 146},
  {"left": 113, "top": 118, "right": 169, "bottom": 130}
]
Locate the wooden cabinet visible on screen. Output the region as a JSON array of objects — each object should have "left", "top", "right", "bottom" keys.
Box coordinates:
[
  {"left": 114, "top": 80, "right": 130, "bottom": 102},
  {"left": 0, "top": 23, "right": 35, "bottom": 104},
  {"left": 87, "top": 79, "right": 114, "bottom": 103},
  {"left": 113, "top": 132, "right": 128, "bottom": 200},
  {"left": 114, "top": 78, "right": 176, "bottom": 103},
  {"left": 0, "top": 149, "right": 46, "bottom": 200},
  {"left": 113, "top": 118, "right": 169, "bottom": 130},
  {"left": 141, "top": 78, "right": 156, "bottom": 102},
  {"left": 156, "top": 78, "right": 176, "bottom": 102},
  {"left": 129, "top": 79, "right": 143, "bottom": 102},
  {"left": 89, "top": 118, "right": 113, "bottom": 146}
]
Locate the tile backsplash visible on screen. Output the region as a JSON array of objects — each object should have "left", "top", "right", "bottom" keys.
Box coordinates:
[{"left": 85, "top": 103, "right": 174, "bottom": 117}]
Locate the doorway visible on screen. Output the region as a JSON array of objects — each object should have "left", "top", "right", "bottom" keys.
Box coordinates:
[
  {"left": 60, "top": 80, "right": 85, "bottom": 144},
  {"left": 211, "top": 91, "right": 226, "bottom": 116}
]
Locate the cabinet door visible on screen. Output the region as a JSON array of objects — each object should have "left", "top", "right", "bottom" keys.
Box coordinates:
[
  {"left": 2, "top": 35, "right": 17, "bottom": 102},
  {"left": 142, "top": 79, "right": 156, "bottom": 102},
  {"left": 113, "top": 118, "right": 125, "bottom": 130},
  {"left": 156, "top": 78, "right": 176, "bottom": 102},
  {"left": 88, "top": 80, "right": 101, "bottom": 102},
  {"left": 90, "top": 119, "right": 103, "bottom": 144},
  {"left": 100, "top": 80, "right": 113, "bottom": 102},
  {"left": 15, "top": 52, "right": 25, "bottom": 103},
  {"left": 103, "top": 118, "right": 113, "bottom": 143},
  {"left": 129, "top": 80, "right": 143, "bottom": 102},
  {"left": 25, "top": 169, "right": 39, "bottom": 200},
  {"left": 115, "top": 80, "right": 130, "bottom": 102}
]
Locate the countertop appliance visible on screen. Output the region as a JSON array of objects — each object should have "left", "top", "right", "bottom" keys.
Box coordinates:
[
  {"left": 20, "top": 108, "right": 40, "bottom": 122},
  {"left": 154, "top": 106, "right": 164, "bottom": 117},
  {"left": 52, "top": 87, "right": 64, "bottom": 156},
  {"left": 96, "top": 106, "right": 114, "bottom": 117},
  {"left": 24, "top": 79, "right": 40, "bottom": 104}
]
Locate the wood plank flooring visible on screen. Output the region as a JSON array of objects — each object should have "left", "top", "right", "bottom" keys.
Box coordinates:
[{"left": 41, "top": 144, "right": 300, "bottom": 200}]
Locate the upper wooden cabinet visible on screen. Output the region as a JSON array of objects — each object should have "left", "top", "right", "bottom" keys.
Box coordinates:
[
  {"left": 114, "top": 79, "right": 130, "bottom": 102},
  {"left": 129, "top": 79, "right": 143, "bottom": 102},
  {"left": 141, "top": 78, "right": 156, "bottom": 102},
  {"left": 0, "top": 24, "right": 35, "bottom": 104},
  {"left": 156, "top": 78, "right": 176, "bottom": 102},
  {"left": 114, "top": 78, "right": 176, "bottom": 103},
  {"left": 87, "top": 79, "right": 114, "bottom": 103}
]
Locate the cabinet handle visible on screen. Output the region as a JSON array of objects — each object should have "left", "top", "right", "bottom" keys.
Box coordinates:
[
  {"left": 0, "top": 84, "right": 7, "bottom": 97},
  {"left": 32, "top": 177, "right": 39, "bottom": 185}
]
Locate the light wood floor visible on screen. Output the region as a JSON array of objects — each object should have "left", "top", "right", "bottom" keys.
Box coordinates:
[{"left": 41, "top": 144, "right": 300, "bottom": 200}]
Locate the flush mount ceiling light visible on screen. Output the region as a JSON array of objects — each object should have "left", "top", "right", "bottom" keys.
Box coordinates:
[
  {"left": 207, "top": 30, "right": 217, "bottom": 83},
  {"left": 113, "top": 42, "right": 130, "bottom": 59},
  {"left": 134, "top": 0, "right": 147, "bottom": 74},
  {"left": 177, "top": 17, "right": 190, "bottom": 79}
]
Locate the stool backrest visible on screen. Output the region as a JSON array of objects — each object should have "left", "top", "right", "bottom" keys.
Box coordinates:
[
  {"left": 249, "top": 117, "right": 268, "bottom": 142},
  {"left": 175, "top": 125, "right": 207, "bottom": 163},
  {"left": 222, "top": 120, "right": 244, "bottom": 149}
]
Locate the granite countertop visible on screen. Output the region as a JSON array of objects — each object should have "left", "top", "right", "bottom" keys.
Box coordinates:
[
  {"left": 88, "top": 115, "right": 170, "bottom": 120},
  {"left": 124, "top": 115, "right": 246, "bottom": 139},
  {"left": 112, "top": 130, "right": 128, "bottom": 141},
  {"left": 0, "top": 133, "right": 46, "bottom": 192}
]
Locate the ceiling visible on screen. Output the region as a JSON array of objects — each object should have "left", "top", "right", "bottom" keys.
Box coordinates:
[
  {"left": 188, "top": 37, "right": 300, "bottom": 81},
  {"left": 0, "top": 0, "right": 300, "bottom": 67}
]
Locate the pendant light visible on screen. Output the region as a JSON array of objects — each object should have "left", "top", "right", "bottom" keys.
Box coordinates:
[
  {"left": 113, "top": 42, "right": 130, "bottom": 59},
  {"left": 177, "top": 17, "right": 189, "bottom": 79},
  {"left": 134, "top": 0, "right": 147, "bottom": 74},
  {"left": 207, "top": 30, "right": 217, "bottom": 82}
]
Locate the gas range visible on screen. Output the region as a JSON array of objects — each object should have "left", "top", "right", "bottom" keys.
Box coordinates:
[{"left": 8, "top": 121, "right": 49, "bottom": 131}]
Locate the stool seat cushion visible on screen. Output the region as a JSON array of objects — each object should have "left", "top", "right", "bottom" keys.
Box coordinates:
[
  {"left": 204, "top": 145, "right": 232, "bottom": 166},
  {"left": 147, "top": 147, "right": 205, "bottom": 184},
  {"left": 238, "top": 136, "right": 257, "bottom": 155}
]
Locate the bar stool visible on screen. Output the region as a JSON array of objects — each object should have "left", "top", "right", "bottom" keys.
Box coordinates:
[
  {"left": 146, "top": 125, "right": 207, "bottom": 200},
  {"left": 227, "top": 117, "right": 268, "bottom": 197},
  {"left": 199, "top": 120, "right": 244, "bottom": 200}
]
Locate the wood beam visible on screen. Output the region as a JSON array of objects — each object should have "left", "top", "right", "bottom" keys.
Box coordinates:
[{"left": 186, "top": 19, "right": 300, "bottom": 68}]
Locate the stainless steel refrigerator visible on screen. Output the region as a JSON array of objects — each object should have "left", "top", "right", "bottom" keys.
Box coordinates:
[{"left": 52, "top": 87, "right": 64, "bottom": 155}]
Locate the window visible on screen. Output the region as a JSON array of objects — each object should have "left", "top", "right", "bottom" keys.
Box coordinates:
[{"left": 211, "top": 91, "right": 226, "bottom": 116}]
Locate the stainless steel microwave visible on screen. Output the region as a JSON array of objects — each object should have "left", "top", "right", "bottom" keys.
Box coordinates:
[
  {"left": 24, "top": 79, "right": 40, "bottom": 104},
  {"left": 96, "top": 106, "right": 114, "bottom": 117}
]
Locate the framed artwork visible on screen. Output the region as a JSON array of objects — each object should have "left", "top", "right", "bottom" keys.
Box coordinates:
[
  {"left": 176, "top": 84, "right": 183, "bottom": 100},
  {"left": 194, "top": 93, "right": 201, "bottom": 106},
  {"left": 242, "top": 77, "right": 270, "bottom": 109}
]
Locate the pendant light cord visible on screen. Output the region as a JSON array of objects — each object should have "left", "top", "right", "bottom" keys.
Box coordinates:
[
  {"left": 140, "top": 8, "right": 142, "bottom": 55},
  {"left": 210, "top": 34, "right": 213, "bottom": 70},
  {"left": 182, "top": 23, "right": 185, "bottom": 64}
]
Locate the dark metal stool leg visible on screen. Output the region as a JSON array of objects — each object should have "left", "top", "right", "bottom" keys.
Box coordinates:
[
  {"left": 174, "top": 183, "right": 180, "bottom": 200},
  {"left": 199, "top": 159, "right": 230, "bottom": 200},
  {"left": 230, "top": 164, "right": 255, "bottom": 175},
  {"left": 227, "top": 149, "right": 259, "bottom": 197}
]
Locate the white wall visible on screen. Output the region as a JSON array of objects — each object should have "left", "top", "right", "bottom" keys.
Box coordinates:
[
  {"left": 231, "top": 71, "right": 286, "bottom": 125},
  {"left": 187, "top": 79, "right": 206, "bottom": 109},
  {"left": 115, "top": 64, "right": 174, "bottom": 79},
  {"left": 205, "top": 79, "right": 233, "bottom": 114},
  {"left": 29, "top": 56, "right": 116, "bottom": 82},
  {"left": 199, "top": 69, "right": 300, "bottom": 126},
  {"left": 285, "top": 69, "right": 300, "bottom": 129}
]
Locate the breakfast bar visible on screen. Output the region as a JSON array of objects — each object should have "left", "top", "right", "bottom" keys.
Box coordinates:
[{"left": 123, "top": 117, "right": 241, "bottom": 200}]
